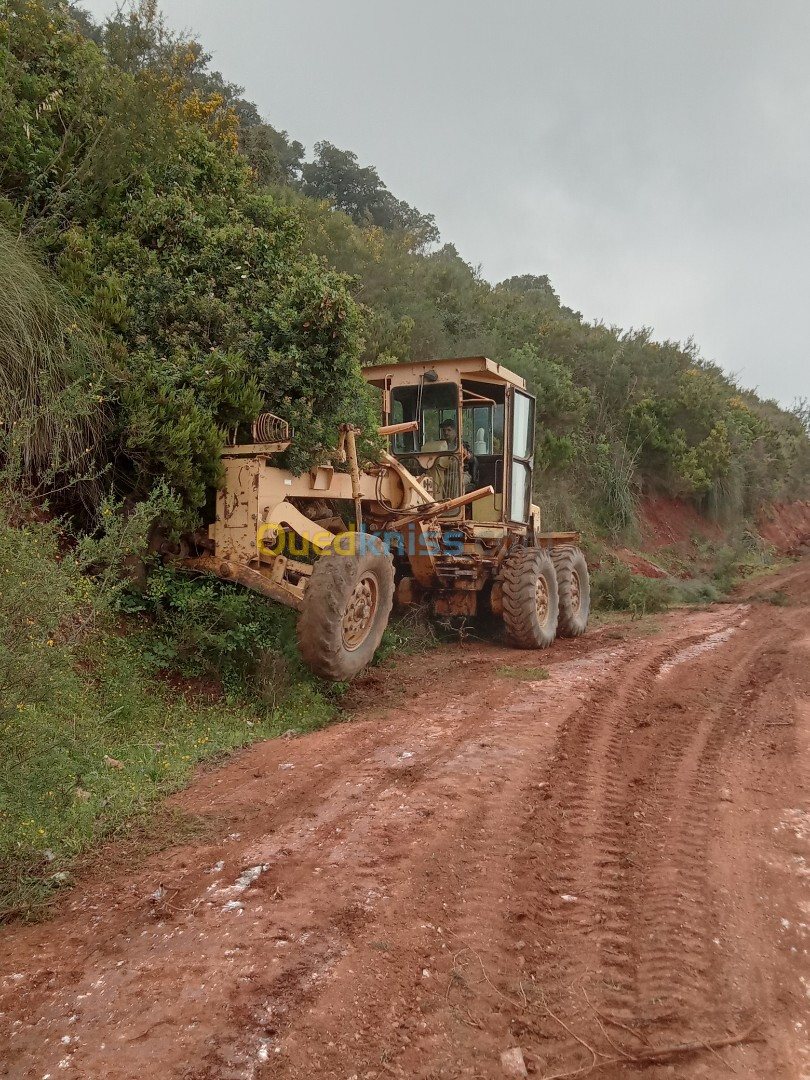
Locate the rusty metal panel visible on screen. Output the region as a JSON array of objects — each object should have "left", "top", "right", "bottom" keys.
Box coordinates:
[
  {"left": 537, "top": 531, "right": 582, "bottom": 549},
  {"left": 395, "top": 576, "right": 421, "bottom": 608},
  {"left": 432, "top": 592, "right": 478, "bottom": 617}
]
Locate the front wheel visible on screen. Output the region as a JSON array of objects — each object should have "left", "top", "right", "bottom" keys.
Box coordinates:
[
  {"left": 501, "top": 547, "right": 559, "bottom": 649},
  {"left": 297, "top": 539, "right": 395, "bottom": 681}
]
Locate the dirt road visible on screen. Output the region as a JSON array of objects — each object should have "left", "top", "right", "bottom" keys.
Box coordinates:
[{"left": 2, "top": 561, "right": 810, "bottom": 1080}]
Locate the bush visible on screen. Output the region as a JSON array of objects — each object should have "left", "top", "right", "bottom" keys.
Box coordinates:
[
  {"left": 591, "top": 559, "right": 675, "bottom": 617},
  {"left": 0, "top": 503, "right": 339, "bottom": 921},
  {"left": 709, "top": 541, "right": 775, "bottom": 593},
  {"left": 673, "top": 578, "right": 723, "bottom": 605},
  {"left": 126, "top": 566, "right": 317, "bottom": 703}
]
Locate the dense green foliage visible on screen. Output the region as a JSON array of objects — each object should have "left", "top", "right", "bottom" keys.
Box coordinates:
[
  {"left": 1, "top": 0, "right": 377, "bottom": 519},
  {"left": 299, "top": 142, "right": 439, "bottom": 252},
  {"left": 281, "top": 199, "right": 810, "bottom": 529},
  {"left": 0, "top": 497, "right": 341, "bottom": 920},
  {"left": 1, "top": 0, "right": 807, "bottom": 529}
]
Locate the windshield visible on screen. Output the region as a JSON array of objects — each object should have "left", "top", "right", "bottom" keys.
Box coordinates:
[
  {"left": 390, "top": 382, "right": 459, "bottom": 454},
  {"left": 389, "top": 382, "right": 467, "bottom": 510}
]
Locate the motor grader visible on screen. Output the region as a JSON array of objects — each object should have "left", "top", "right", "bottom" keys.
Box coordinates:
[{"left": 181, "top": 356, "right": 589, "bottom": 681}]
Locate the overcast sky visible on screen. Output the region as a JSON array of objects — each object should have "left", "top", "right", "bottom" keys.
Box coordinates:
[{"left": 83, "top": 0, "right": 810, "bottom": 406}]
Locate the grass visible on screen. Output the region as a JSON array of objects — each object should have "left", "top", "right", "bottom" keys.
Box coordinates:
[
  {"left": 0, "top": 226, "right": 111, "bottom": 503},
  {"left": 0, "top": 631, "right": 336, "bottom": 922},
  {"left": 376, "top": 605, "right": 441, "bottom": 661},
  {"left": 0, "top": 510, "right": 345, "bottom": 922},
  {"left": 757, "top": 589, "right": 789, "bottom": 606},
  {"left": 496, "top": 665, "right": 550, "bottom": 681}
]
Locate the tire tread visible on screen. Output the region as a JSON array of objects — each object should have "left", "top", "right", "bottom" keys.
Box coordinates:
[
  {"left": 552, "top": 545, "right": 590, "bottom": 638},
  {"left": 297, "top": 541, "right": 394, "bottom": 681},
  {"left": 501, "top": 547, "right": 559, "bottom": 649}
]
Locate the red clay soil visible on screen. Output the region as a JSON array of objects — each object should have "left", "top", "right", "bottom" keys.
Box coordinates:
[
  {"left": 758, "top": 501, "right": 810, "bottom": 556},
  {"left": 638, "top": 495, "right": 810, "bottom": 558},
  {"left": 2, "top": 562, "right": 810, "bottom": 1080},
  {"left": 612, "top": 548, "right": 668, "bottom": 579},
  {"left": 638, "top": 496, "right": 723, "bottom": 550}
]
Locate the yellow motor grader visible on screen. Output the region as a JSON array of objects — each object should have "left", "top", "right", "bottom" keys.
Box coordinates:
[{"left": 181, "top": 356, "right": 589, "bottom": 680}]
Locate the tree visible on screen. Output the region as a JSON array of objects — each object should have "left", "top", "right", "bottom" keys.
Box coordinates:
[
  {"left": 794, "top": 398, "right": 810, "bottom": 435},
  {"left": 241, "top": 123, "right": 304, "bottom": 186},
  {"left": 0, "top": 0, "right": 377, "bottom": 522},
  {"left": 300, "top": 142, "right": 439, "bottom": 252}
]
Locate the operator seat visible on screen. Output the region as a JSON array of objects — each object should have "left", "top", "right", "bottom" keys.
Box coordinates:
[{"left": 420, "top": 439, "right": 462, "bottom": 500}]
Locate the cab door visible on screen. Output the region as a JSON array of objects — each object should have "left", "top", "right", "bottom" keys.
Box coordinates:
[{"left": 507, "top": 389, "right": 535, "bottom": 524}]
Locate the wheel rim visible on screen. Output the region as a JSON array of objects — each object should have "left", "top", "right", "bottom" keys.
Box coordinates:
[
  {"left": 535, "top": 574, "right": 550, "bottom": 625},
  {"left": 570, "top": 569, "right": 581, "bottom": 614},
  {"left": 342, "top": 572, "right": 380, "bottom": 651}
]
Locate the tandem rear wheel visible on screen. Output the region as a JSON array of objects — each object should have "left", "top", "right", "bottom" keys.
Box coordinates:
[{"left": 500, "top": 544, "right": 590, "bottom": 648}]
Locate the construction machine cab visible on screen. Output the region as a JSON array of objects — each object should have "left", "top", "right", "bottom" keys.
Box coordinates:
[{"left": 362, "top": 356, "right": 536, "bottom": 528}]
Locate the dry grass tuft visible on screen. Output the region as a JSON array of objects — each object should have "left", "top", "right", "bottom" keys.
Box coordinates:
[{"left": 0, "top": 226, "right": 112, "bottom": 504}]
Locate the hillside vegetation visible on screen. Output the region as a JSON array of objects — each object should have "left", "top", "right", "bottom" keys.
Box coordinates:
[
  {"left": 0, "top": 0, "right": 808, "bottom": 918},
  {"left": 3, "top": 0, "right": 809, "bottom": 529}
]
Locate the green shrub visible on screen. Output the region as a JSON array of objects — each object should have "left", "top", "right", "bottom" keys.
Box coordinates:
[
  {"left": 709, "top": 541, "right": 775, "bottom": 593},
  {"left": 759, "top": 589, "right": 789, "bottom": 607},
  {"left": 0, "top": 512, "right": 340, "bottom": 921},
  {"left": 673, "top": 578, "right": 723, "bottom": 605},
  {"left": 125, "top": 566, "right": 315, "bottom": 702},
  {"left": 591, "top": 559, "right": 675, "bottom": 617}
]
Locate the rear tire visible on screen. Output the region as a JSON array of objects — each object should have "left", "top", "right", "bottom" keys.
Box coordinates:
[
  {"left": 297, "top": 537, "right": 395, "bottom": 681},
  {"left": 552, "top": 545, "right": 590, "bottom": 637},
  {"left": 501, "top": 547, "right": 559, "bottom": 649}
]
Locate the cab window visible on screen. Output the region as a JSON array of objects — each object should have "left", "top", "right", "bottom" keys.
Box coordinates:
[
  {"left": 390, "top": 383, "right": 459, "bottom": 453},
  {"left": 509, "top": 390, "right": 535, "bottom": 523}
]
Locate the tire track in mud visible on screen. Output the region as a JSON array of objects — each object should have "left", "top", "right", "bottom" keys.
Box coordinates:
[
  {"left": 617, "top": 643, "right": 755, "bottom": 1022},
  {"left": 2, "top": 570, "right": 809, "bottom": 1080},
  {"left": 500, "top": 612, "right": 744, "bottom": 1058},
  {"left": 195, "top": 609, "right": 767, "bottom": 1079},
  {"left": 329, "top": 609, "right": 764, "bottom": 1077},
  {"left": 509, "top": 603, "right": 791, "bottom": 1073},
  {"left": 0, "top": 646, "right": 611, "bottom": 1080}
]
